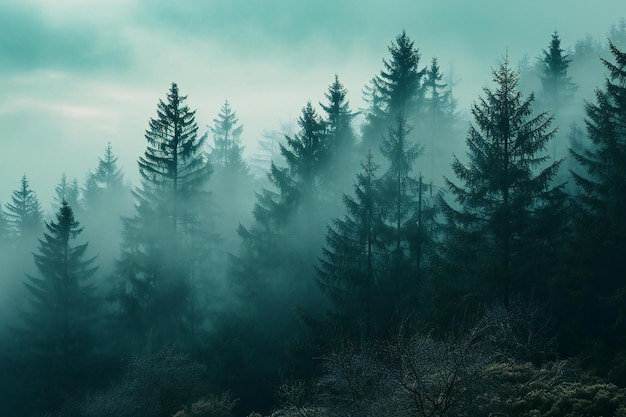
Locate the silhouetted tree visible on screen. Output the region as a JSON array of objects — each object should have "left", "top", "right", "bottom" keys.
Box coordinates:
[
  {"left": 16, "top": 201, "right": 98, "bottom": 413},
  {"left": 83, "top": 142, "right": 125, "bottom": 210},
  {"left": 222, "top": 102, "right": 329, "bottom": 413},
  {"left": 53, "top": 173, "right": 80, "bottom": 212},
  {"left": 319, "top": 74, "right": 359, "bottom": 198},
  {"left": 438, "top": 59, "right": 565, "bottom": 312},
  {"left": 316, "top": 151, "right": 382, "bottom": 344},
  {"left": 424, "top": 58, "right": 450, "bottom": 121},
  {"left": 321, "top": 75, "right": 357, "bottom": 155},
  {"left": 564, "top": 42, "right": 626, "bottom": 368},
  {"left": 4, "top": 175, "right": 43, "bottom": 244},
  {"left": 362, "top": 31, "right": 425, "bottom": 150},
  {"left": 540, "top": 31, "right": 577, "bottom": 112},
  {"left": 206, "top": 100, "right": 254, "bottom": 254},
  {"left": 115, "top": 82, "right": 212, "bottom": 352},
  {"left": 209, "top": 100, "right": 247, "bottom": 174},
  {"left": 609, "top": 18, "right": 626, "bottom": 51},
  {"left": 377, "top": 114, "right": 427, "bottom": 325}
]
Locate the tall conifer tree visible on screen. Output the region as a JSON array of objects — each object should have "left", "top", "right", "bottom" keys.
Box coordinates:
[
  {"left": 565, "top": 42, "right": 626, "bottom": 363},
  {"left": 540, "top": 31, "right": 577, "bottom": 110},
  {"left": 316, "top": 151, "right": 382, "bottom": 344},
  {"left": 438, "top": 59, "right": 564, "bottom": 309},
  {"left": 4, "top": 175, "right": 43, "bottom": 244},
  {"left": 362, "top": 31, "right": 425, "bottom": 150},
  {"left": 17, "top": 201, "right": 98, "bottom": 413},
  {"left": 116, "top": 83, "right": 212, "bottom": 351}
]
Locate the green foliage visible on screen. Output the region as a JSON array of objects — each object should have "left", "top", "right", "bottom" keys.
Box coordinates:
[
  {"left": 4, "top": 174, "right": 43, "bottom": 242},
  {"left": 83, "top": 142, "right": 125, "bottom": 210},
  {"left": 53, "top": 173, "right": 80, "bottom": 212},
  {"left": 540, "top": 31, "right": 577, "bottom": 110},
  {"left": 316, "top": 151, "right": 382, "bottom": 343},
  {"left": 115, "top": 82, "right": 214, "bottom": 351},
  {"left": 362, "top": 31, "right": 425, "bottom": 150},
  {"left": 209, "top": 100, "right": 246, "bottom": 172},
  {"left": 563, "top": 41, "right": 626, "bottom": 368},
  {"left": 16, "top": 201, "right": 98, "bottom": 412},
  {"left": 438, "top": 58, "right": 564, "bottom": 307}
]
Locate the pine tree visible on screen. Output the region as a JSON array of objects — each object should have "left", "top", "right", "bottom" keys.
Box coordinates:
[
  {"left": 17, "top": 201, "right": 98, "bottom": 412},
  {"left": 316, "top": 151, "right": 382, "bottom": 344},
  {"left": 439, "top": 58, "right": 564, "bottom": 307},
  {"left": 319, "top": 75, "right": 358, "bottom": 198},
  {"left": 281, "top": 101, "right": 328, "bottom": 193},
  {"left": 362, "top": 31, "right": 425, "bottom": 150},
  {"left": 209, "top": 100, "right": 246, "bottom": 172},
  {"left": 53, "top": 173, "right": 80, "bottom": 211},
  {"left": 320, "top": 75, "right": 357, "bottom": 155},
  {"left": 565, "top": 42, "right": 626, "bottom": 363},
  {"left": 115, "top": 83, "right": 212, "bottom": 351},
  {"left": 4, "top": 175, "right": 43, "bottom": 243},
  {"left": 379, "top": 114, "right": 421, "bottom": 253},
  {"left": 221, "top": 103, "right": 329, "bottom": 411},
  {"left": 540, "top": 31, "right": 577, "bottom": 110},
  {"left": 378, "top": 30, "right": 424, "bottom": 119},
  {"left": 424, "top": 58, "right": 451, "bottom": 122},
  {"left": 377, "top": 114, "right": 426, "bottom": 325},
  {"left": 83, "top": 142, "right": 125, "bottom": 210},
  {"left": 206, "top": 101, "right": 254, "bottom": 252},
  {"left": 609, "top": 18, "right": 626, "bottom": 51}
]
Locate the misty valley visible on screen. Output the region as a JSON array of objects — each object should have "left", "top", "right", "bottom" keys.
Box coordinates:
[{"left": 3, "top": 20, "right": 626, "bottom": 417}]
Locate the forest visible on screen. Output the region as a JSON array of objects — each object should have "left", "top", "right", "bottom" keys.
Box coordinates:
[{"left": 1, "top": 18, "right": 626, "bottom": 417}]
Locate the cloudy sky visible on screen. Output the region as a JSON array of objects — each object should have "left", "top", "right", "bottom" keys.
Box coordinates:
[{"left": 0, "top": 0, "right": 623, "bottom": 209}]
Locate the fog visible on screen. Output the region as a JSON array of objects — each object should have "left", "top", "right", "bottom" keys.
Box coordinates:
[
  {"left": 1, "top": 2, "right": 626, "bottom": 416},
  {"left": 0, "top": 0, "right": 622, "bottom": 205}
]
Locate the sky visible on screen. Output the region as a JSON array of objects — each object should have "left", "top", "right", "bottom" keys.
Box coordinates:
[{"left": 0, "top": 0, "right": 623, "bottom": 210}]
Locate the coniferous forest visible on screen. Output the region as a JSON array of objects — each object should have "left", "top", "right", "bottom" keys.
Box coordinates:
[{"left": 3, "top": 16, "right": 626, "bottom": 417}]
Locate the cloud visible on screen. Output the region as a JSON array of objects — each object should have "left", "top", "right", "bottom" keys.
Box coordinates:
[{"left": 0, "top": 3, "right": 130, "bottom": 73}]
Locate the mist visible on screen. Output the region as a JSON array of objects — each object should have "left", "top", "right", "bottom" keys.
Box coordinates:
[{"left": 1, "top": 2, "right": 626, "bottom": 416}]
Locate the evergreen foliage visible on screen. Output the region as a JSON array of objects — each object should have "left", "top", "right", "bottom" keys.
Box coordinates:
[
  {"left": 16, "top": 201, "right": 98, "bottom": 412},
  {"left": 209, "top": 100, "right": 248, "bottom": 176},
  {"left": 438, "top": 58, "right": 565, "bottom": 309},
  {"left": 316, "top": 151, "right": 382, "bottom": 344},
  {"left": 83, "top": 142, "right": 125, "bottom": 210},
  {"left": 565, "top": 42, "right": 626, "bottom": 366},
  {"left": 53, "top": 173, "right": 80, "bottom": 211},
  {"left": 540, "top": 31, "right": 577, "bottom": 110},
  {"left": 362, "top": 31, "right": 425, "bottom": 150},
  {"left": 115, "top": 82, "right": 213, "bottom": 351},
  {"left": 4, "top": 175, "right": 43, "bottom": 243}
]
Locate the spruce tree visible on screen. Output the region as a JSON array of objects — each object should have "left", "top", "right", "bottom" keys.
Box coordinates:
[
  {"left": 424, "top": 57, "right": 450, "bottom": 121},
  {"left": 206, "top": 100, "right": 254, "bottom": 253},
  {"left": 377, "top": 114, "right": 427, "bottom": 326},
  {"left": 222, "top": 102, "right": 328, "bottom": 412},
  {"left": 4, "top": 175, "right": 43, "bottom": 243},
  {"left": 565, "top": 42, "right": 626, "bottom": 364},
  {"left": 316, "top": 150, "right": 382, "bottom": 344},
  {"left": 115, "top": 83, "right": 212, "bottom": 351},
  {"left": 16, "top": 201, "right": 98, "bottom": 413},
  {"left": 53, "top": 173, "right": 80, "bottom": 211},
  {"left": 319, "top": 75, "right": 358, "bottom": 198},
  {"left": 320, "top": 75, "right": 357, "bottom": 155},
  {"left": 83, "top": 142, "right": 125, "bottom": 210},
  {"left": 438, "top": 58, "right": 564, "bottom": 308},
  {"left": 362, "top": 31, "right": 425, "bottom": 150},
  {"left": 540, "top": 31, "right": 577, "bottom": 110},
  {"left": 209, "top": 100, "right": 246, "bottom": 172}
]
